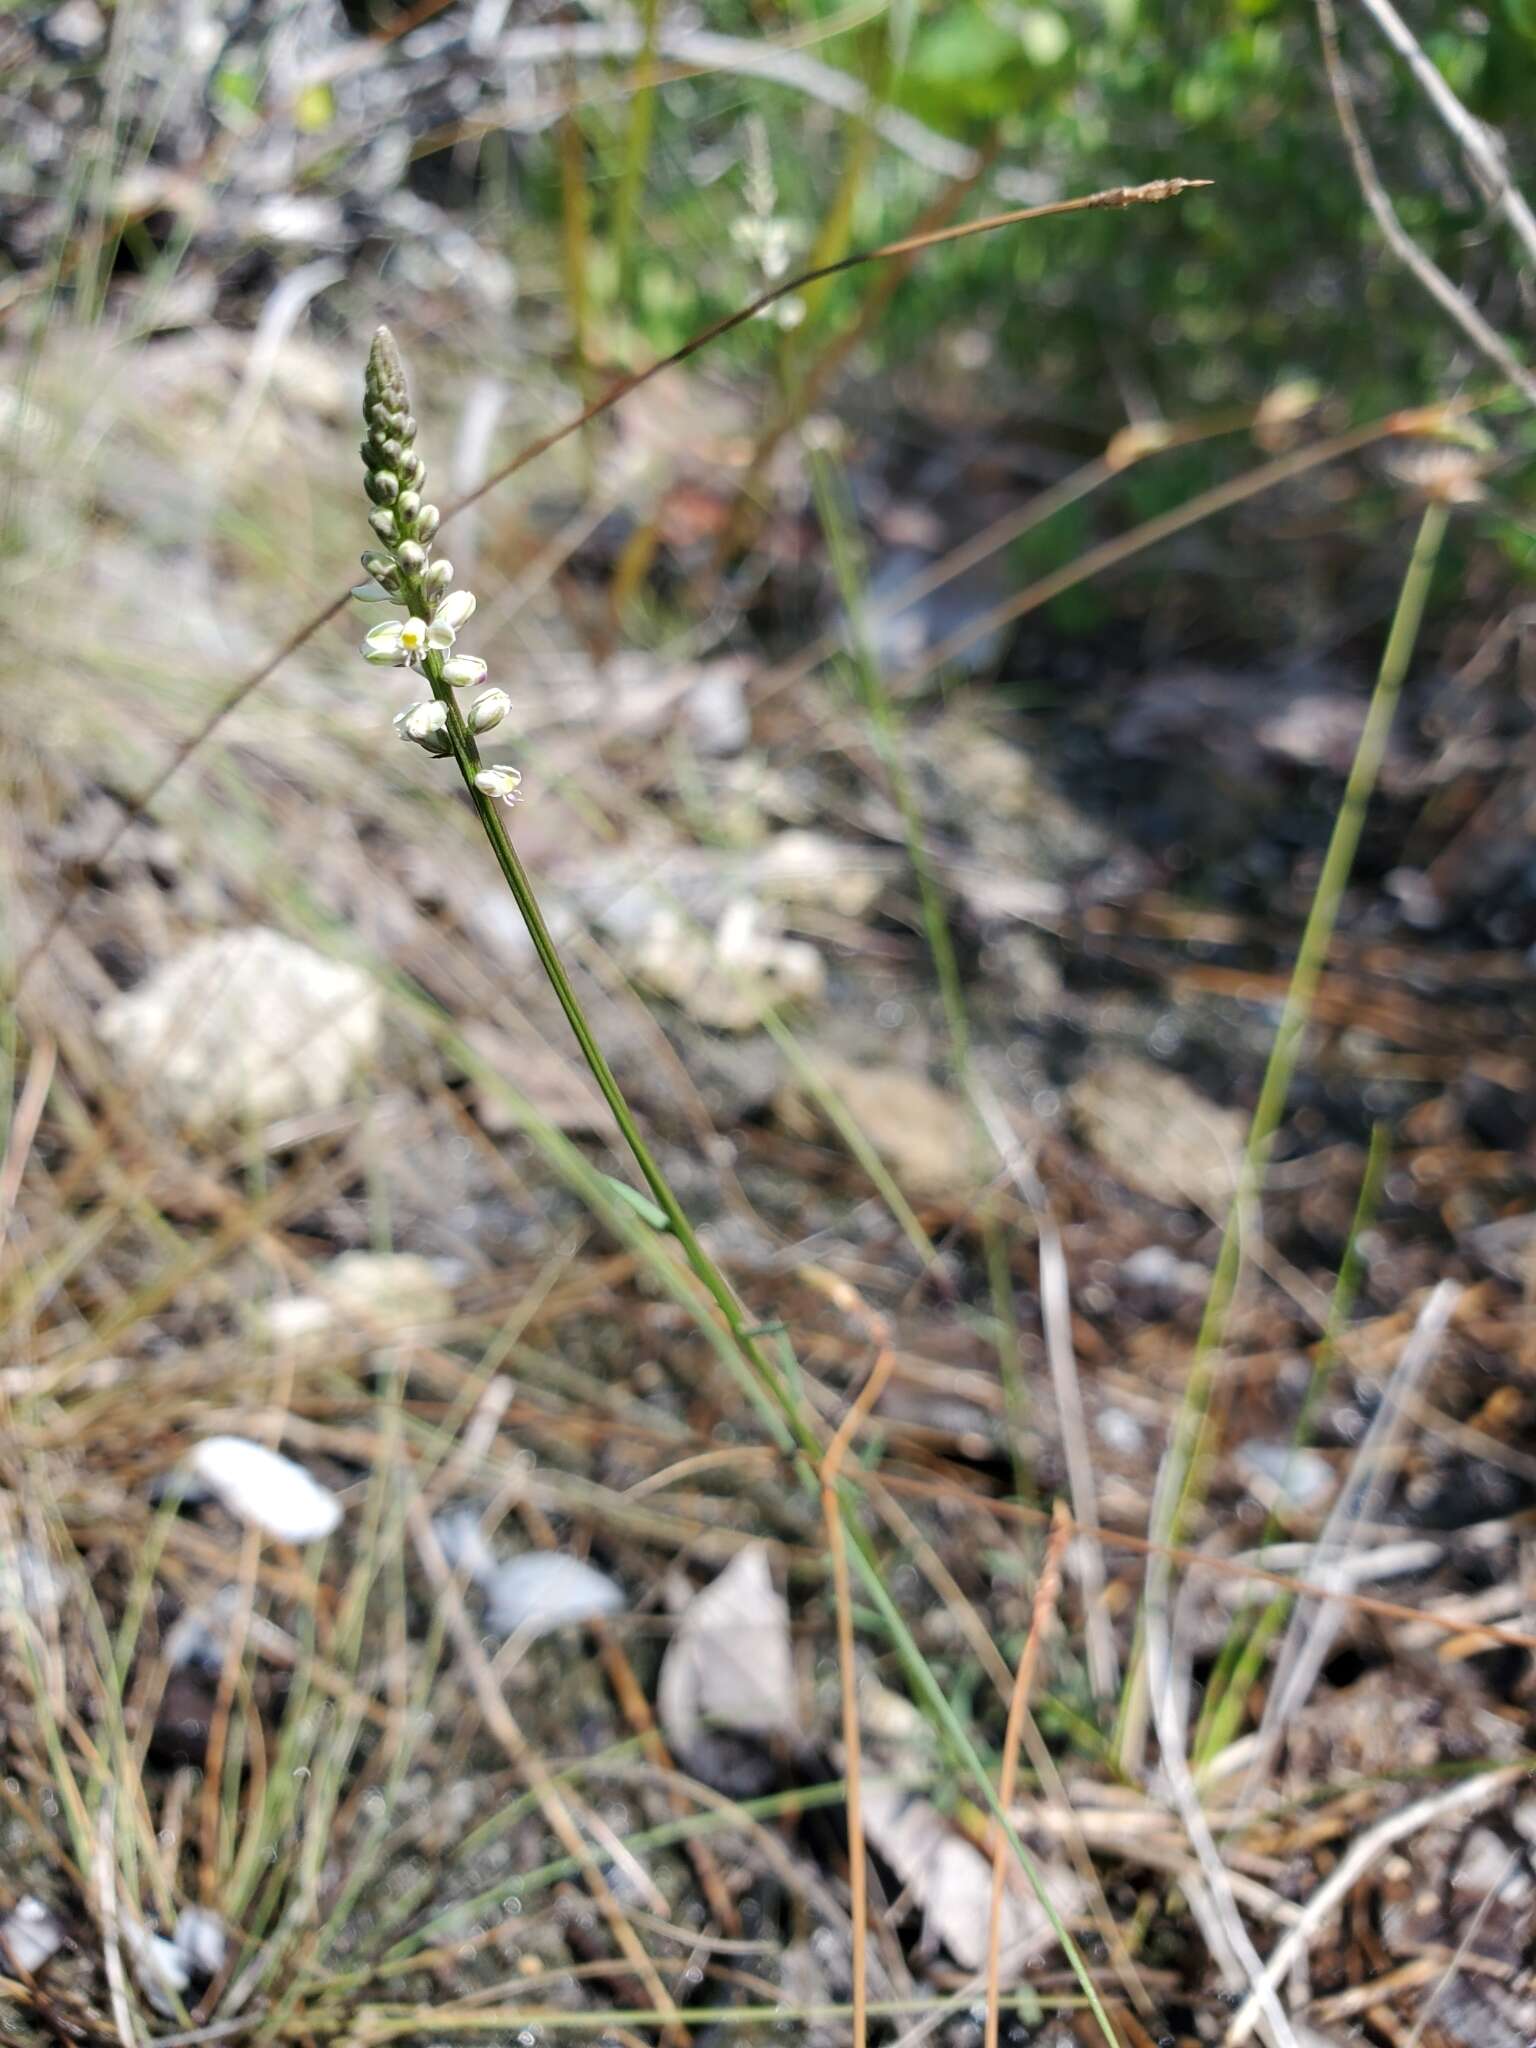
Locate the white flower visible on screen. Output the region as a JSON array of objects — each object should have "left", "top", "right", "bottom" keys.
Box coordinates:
[
  {"left": 185, "top": 1436, "right": 342, "bottom": 1544},
  {"left": 441, "top": 654, "right": 487, "bottom": 688},
  {"left": 467, "top": 688, "right": 509, "bottom": 734},
  {"left": 394, "top": 700, "right": 450, "bottom": 752},
  {"left": 362, "top": 613, "right": 460, "bottom": 666},
  {"left": 433, "top": 588, "right": 476, "bottom": 632},
  {"left": 474, "top": 765, "right": 523, "bottom": 804}
]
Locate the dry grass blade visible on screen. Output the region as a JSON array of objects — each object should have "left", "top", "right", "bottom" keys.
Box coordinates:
[
  {"left": 1244, "top": 1278, "right": 1461, "bottom": 1803},
  {"left": 406, "top": 1501, "right": 686, "bottom": 2042},
  {"left": 1224, "top": 1765, "right": 1526, "bottom": 2045},
  {"left": 807, "top": 1267, "right": 901, "bottom": 2048},
  {"left": 1352, "top": 0, "right": 1536, "bottom": 268},
  {"left": 1314, "top": 0, "right": 1536, "bottom": 409},
  {"left": 983, "top": 1501, "right": 1071, "bottom": 2048}
]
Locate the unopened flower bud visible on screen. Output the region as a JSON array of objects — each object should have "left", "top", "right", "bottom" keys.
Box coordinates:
[
  {"left": 467, "top": 688, "right": 510, "bottom": 733},
  {"left": 423, "top": 558, "right": 453, "bottom": 594},
  {"left": 366, "top": 469, "right": 399, "bottom": 504},
  {"left": 415, "top": 504, "right": 440, "bottom": 541},
  {"left": 434, "top": 588, "right": 476, "bottom": 631},
  {"left": 396, "top": 540, "right": 428, "bottom": 573},
  {"left": 361, "top": 551, "right": 398, "bottom": 584},
  {"left": 474, "top": 765, "right": 523, "bottom": 803},
  {"left": 441, "top": 653, "right": 487, "bottom": 688},
  {"left": 368, "top": 506, "right": 397, "bottom": 542},
  {"left": 395, "top": 699, "right": 451, "bottom": 751},
  {"left": 396, "top": 489, "right": 422, "bottom": 522},
  {"left": 402, "top": 451, "right": 426, "bottom": 486}
]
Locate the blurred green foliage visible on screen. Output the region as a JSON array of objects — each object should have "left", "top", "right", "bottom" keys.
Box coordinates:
[{"left": 523, "top": 0, "right": 1535, "bottom": 434}]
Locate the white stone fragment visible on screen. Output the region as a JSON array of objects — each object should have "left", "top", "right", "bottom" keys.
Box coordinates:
[
  {"left": 97, "top": 928, "right": 381, "bottom": 1134},
  {"left": 187, "top": 1436, "right": 342, "bottom": 1544}
]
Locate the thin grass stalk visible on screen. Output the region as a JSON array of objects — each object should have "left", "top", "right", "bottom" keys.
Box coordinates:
[
  {"left": 1120, "top": 498, "right": 1449, "bottom": 1768},
  {"left": 984, "top": 1503, "right": 1071, "bottom": 2048},
  {"left": 814, "top": 1290, "right": 898, "bottom": 2048},
  {"left": 1191, "top": 1119, "right": 1390, "bottom": 1766},
  {"left": 559, "top": 89, "right": 592, "bottom": 378},
  {"left": 611, "top": 0, "right": 662, "bottom": 302}
]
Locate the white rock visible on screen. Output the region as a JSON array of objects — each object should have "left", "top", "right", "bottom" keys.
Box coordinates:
[
  {"left": 98, "top": 929, "right": 381, "bottom": 1134},
  {"left": 861, "top": 1780, "right": 1083, "bottom": 1973},
  {"left": 173, "top": 1906, "right": 228, "bottom": 1976},
  {"left": 258, "top": 1253, "right": 453, "bottom": 1345},
  {"left": 1235, "top": 1440, "right": 1335, "bottom": 1511},
  {"left": 434, "top": 1507, "right": 500, "bottom": 1584},
  {"left": 658, "top": 1545, "right": 799, "bottom": 1758},
  {"left": 322, "top": 1252, "right": 451, "bottom": 1325},
  {"left": 187, "top": 1436, "right": 342, "bottom": 1544},
  {"left": 629, "top": 901, "right": 824, "bottom": 1032},
  {"left": 484, "top": 1553, "right": 625, "bottom": 1639},
  {"left": 775, "top": 1056, "right": 981, "bottom": 1200},
  {"left": 122, "top": 1919, "right": 191, "bottom": 2016},
  {"left": 1070, "top": 1059, "right": 1245, "bottom": 1211},
  {"left": 0, "top": 1897, "right": 66, "bottom": 1973},
  {"left": 683, "top": 660, "right": 752, "bottom": 757},
  {"left": 754, "top": 831, "right": 889, "bottom": 919}
]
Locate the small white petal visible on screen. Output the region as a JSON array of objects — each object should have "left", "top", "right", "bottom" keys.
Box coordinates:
[
  {"left": 351, "top": 580, "right": 394, "bottom": 602},
  {"left": 362, "top": 642, "right": 409, "bottom": 666},
  {"left": 364, "top": 620, "right": 405, "bottom": 651},
  {"left": 397, "top": 618, "right": 429, "bottom": 655},
  {"left": 474, "top": 766, "right": 523, "bottom": 802},
  {"left": 187, "top": 1436, "right": 342, "bottom": 1544},
  {"left": 424, "top": 619, "right": 457, "bottom": 650},
  {"left": 434, "top": 589, "right": 476, "bottom": 632},
  {"left": 441, "top": 654, "right": 487, "bottom": 688}
]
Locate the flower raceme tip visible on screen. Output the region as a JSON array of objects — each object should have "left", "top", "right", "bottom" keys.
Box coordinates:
[{"left": 356, "top": 329, "right": 521, "bottom": 797}]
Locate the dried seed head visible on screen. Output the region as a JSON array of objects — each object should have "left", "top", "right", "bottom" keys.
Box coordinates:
[{"left": 1386, "top": 445, "right": 1489, "bottom": 506}]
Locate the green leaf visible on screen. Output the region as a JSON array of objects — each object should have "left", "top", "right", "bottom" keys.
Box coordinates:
[{"left": 599, "top": 1175, "right": 671, "bottom": 1232}]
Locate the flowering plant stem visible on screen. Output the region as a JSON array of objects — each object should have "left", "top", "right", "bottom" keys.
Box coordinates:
[
  {"left": 366, "top": 332, "right": 1121, "bottom": 2048},
  {"left": 426, "top": 628, "right": 1120, "bottom": 2048}
]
